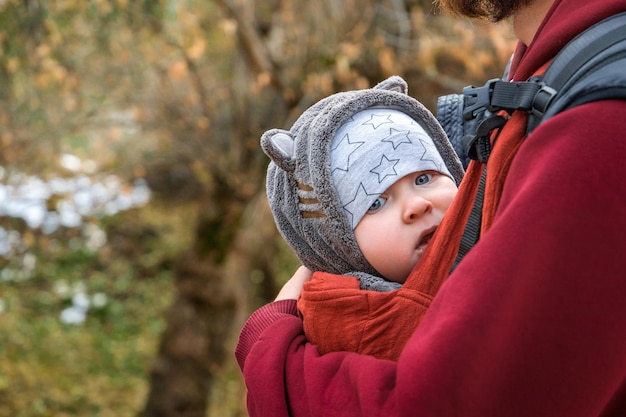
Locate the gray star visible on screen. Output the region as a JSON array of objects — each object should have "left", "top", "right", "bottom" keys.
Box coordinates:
[
  {"left": 382, "top": 128, "right": 414, "bottom": 149},
  {"left": 418, "top": 137, "right": 447, "bottom": 172},
  {"left": 370, "top": 154, "right": 400, "bottom": 183},
  {"left": 362, "top": 113, "right": 394, "bottom": 129},
  {"left": 343, "top": 183, "right": 378, "bottom": 228},
  {"left": 331, "top": 133, "right": 364, "bottom": 172}
]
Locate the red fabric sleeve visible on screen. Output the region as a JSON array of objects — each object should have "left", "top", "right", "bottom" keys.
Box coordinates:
[{"left": 298, "top": 272, "right": 433, "bottom": 360}]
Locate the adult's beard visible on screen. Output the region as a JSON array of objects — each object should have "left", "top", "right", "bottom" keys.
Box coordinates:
[{"left": 436, "top": 0, "right": 535, "bottom": 21}]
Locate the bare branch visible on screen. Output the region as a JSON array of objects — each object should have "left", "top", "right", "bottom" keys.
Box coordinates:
[{"left": 214, "top": 0, "right": 283, "bottom": 90}]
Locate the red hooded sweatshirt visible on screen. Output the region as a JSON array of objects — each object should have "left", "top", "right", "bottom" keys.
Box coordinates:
[{"left": 236, "top": 0, "right": 626, "bottom": 415}]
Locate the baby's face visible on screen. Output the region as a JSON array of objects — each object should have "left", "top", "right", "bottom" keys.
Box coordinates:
[{"left": 354, "top": 171, "right": 458, "bottom": 283}]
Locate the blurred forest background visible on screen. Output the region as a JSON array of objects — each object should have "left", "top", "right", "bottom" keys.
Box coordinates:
[{"left": 0, "top": 0, "right": 515, "bottom": 416}]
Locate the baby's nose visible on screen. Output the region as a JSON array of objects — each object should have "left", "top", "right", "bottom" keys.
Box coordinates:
[{"left": 403, "top": 195, "right": 432, "bottom": 222}]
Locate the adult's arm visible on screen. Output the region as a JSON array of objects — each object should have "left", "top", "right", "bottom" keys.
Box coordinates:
[{"left": 236, "top": 100, "right": 626, "bottom": 417}]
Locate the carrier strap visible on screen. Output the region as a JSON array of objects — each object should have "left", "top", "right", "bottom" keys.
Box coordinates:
[{"left": 450, "top": 166, "right": 486, "bottom": 273}]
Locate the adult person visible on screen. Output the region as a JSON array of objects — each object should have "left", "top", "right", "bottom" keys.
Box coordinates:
[
  {"left": 236, "top": 0, "right": 626, "bottom": 415},
  {"left": 261, "top": 76, "right": 463, "bottom": 360}
]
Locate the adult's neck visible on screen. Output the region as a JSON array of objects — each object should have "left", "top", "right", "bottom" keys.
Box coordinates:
[{"left": 513, "top": 0, "right": 555, "bottom": 45}]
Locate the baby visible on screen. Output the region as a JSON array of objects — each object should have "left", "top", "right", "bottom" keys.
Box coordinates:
[{"left": 261, "top": 76, "right": 464, "bottom": 360}]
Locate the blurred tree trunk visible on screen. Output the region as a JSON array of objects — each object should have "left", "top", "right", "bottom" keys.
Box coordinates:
[
  {"left": 140, "top": 2, "right": 284, "bottom": 415},
  {"left": 140, "top": 191, "right": 278, "bottom": 417}
]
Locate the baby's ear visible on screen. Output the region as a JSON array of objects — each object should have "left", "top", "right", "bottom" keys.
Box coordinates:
[
  {"left": 260, "top": 129, "right": 296, "bottom": 172},
  {"left": 373, "top": 75, "right": 408, "bottom": 94}
]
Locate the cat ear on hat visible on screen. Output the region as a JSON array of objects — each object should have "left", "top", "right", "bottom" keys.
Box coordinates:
[
  {"left": 373, "top": 75, "right": 408, "bottom": 94},
  {"left": 260, "top": 129, "right": 296, "bottom": 172}
]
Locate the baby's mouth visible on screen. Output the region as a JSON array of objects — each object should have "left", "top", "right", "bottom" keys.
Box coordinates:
[{"left": 416, "top": 227, "right": 437, "bottom": 250}]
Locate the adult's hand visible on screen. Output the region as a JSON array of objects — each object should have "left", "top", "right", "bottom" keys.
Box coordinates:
[{"left": 275, "top": 266, "right": 312, "bottom": 301}]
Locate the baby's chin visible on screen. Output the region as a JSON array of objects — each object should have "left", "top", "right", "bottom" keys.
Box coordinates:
[
  {"left": 393, "top": 253, "right": 426, "bottom": 284},
  {"left": 386, "top": 264, "right": 417, "bottom": 285}
]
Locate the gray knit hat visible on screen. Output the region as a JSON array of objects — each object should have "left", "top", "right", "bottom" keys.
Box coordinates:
[{"left": 261, "top": 76, "right": 464, "bottom": 285}]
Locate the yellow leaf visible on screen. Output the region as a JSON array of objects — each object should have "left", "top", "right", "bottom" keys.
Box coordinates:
[
  {"left": 168, "top": 59, "right": 188, "bottom": 81},
  {"left": 6, "top": 57, "right": 19, "bottom": 73},
  {"left": 187, "top": 38, "right": 206, "bottom": 60}
]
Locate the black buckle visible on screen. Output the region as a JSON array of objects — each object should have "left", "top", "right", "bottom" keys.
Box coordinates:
[
  {"left": 531, "top": 84, "right": 557, "bottom": 118},
  {"left": 462, "top": 78, "right": 505, "bottom": 121},
  {"left": 463, "top": 115, "right": 508, "bottom": 163}
]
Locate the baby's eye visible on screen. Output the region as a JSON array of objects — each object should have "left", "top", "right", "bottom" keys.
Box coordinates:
[
  {"left": 415, "top": 173, "right": 432, "bottom": 186},
  {"left": 367, "top": 196, "right": 386, "bottom": 212}
]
